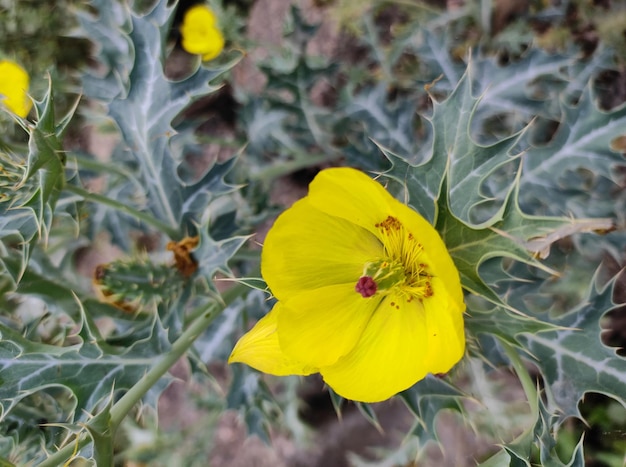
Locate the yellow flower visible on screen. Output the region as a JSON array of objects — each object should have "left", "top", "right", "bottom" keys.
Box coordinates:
[
  {"left": 180, "top": 4, "right": 225, "bottom": 61},
  {"left": 229, "top": 168, "right": 466, "bottom": 402},
  {"left": 0, "top": 60, "right": 32, "bottom": 118}
]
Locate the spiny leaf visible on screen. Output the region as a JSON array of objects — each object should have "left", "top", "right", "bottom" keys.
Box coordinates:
[
  {"left": 180, "top": 157, "right": 239, "bottom": 226},
  {"left": 225, "top": 365, "right": 275, "bottom": 443},
  {"left": 560, "top": 45, "right": 615, "bottom": 103},
  {"left": 383, "top": 63, "right": 521, "bottom": 225},
  {"left": 398, "top": 375, "right": 466, "bottom": 449},
  {"left": 341, "top": 84, "right": 422, "bottom": 169},
  {"left": 0, "top": 379, "right": 75, "bottom": 465},
  {"left": 241, "top": 5, "right": 337, "bottom": 169},
  {"left": 283, "top": 5, "right": 320, "bottom": 51},
  {"left": 466, "top": 305, "right": 558, "bottom": 348},
  {"left": 240, "top": 100, "right": 294, "bottom": 157},
  {"left": 368, "top": 40, "right": 618, "bottom": 224},
  {"left": 0, "top": 250, "right": 150, "bottom": 328},
  {"left": 0, "top": 307, "right": 172, "bottom": 424},
  {"left": 0, "top": 151, "right": 39, "bottom": 248},
  {"left": 80, "top": 0, "right": 239, "bottom": 235},
  {"left": 355, "top": 402, "right": 382, "bottom": 433},
  {"left": 479, "top": 401, "right": 585, "bottom": 467},
  {"left": 517, "top": 85, "right": 626, "bottom": 217},
  {"left": 14, "top": 78, "right": 76, "bottom": 244},
  {"left": 435, "top": 173, "right": 609, "bottom": 312},
  {"left": 472, "top": 48, "right": 573, "bottom": 125},
  {"left": 77, "top": 0, "right": 133, "bottom": 101},
  {"left": 85, "top": 398, "right": 114, "bottom": 467},
  {"left": 519, "top": 272, "right": 626, "bottom": 422},
  {"left": 258, "top": 56, "right": 336, "bottom": 155},
  {"left": 194, "top": 223, "right": 249, "bottom": 292},
  {"left": 498, "top": 384, "right": 586, "bottom": 467},
  {"left": 433, "top": 66, "right": 522, "bottom": 226},
  {"left": 409, "top": 28, "right": 465, "bottom": 92},
  {"left": 192, "top": 297, "right": 244, "bottom": 364}
]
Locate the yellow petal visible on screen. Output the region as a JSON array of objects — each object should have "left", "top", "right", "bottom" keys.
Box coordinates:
[
  {"left": 200, "top": 33, "right": 225, "bottom": 61},
  {"left": 278, "top": 284, "right": 382, "bottom": 368},
  {"left": 180, "top": 5, "right": 224, "bottom": 60},
  {"left": 419, "top": 278, "right": 466, "bottom": 373},
  {"left": 320, "top": 290, "right": 465, "bottom": 403},
  {"left": 182, "top": 27, "right": 224, "bottom": 57},
  {"left": 0, "top": 60, "right": 32, "bottom": 118},
  {"left": 307, "top": 167, "right": 395, "bottom": 237},
  {"left": 182, "top": 4, "right": 217, "bottom": 29},
  {"left": 228, "top": 303, "right": 314, "bottom": 376},
  {"left": 306, "top": 167, "right": 464, "bottom": 310},
  {"left": 262, "top": 197, "right": 383, "bottom": 300}
]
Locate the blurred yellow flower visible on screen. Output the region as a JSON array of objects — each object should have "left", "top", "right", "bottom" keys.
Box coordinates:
[
  {"left": 0, "top": 60, "right": 32, "bottom": 118},
  {"left": 229, "top": 167, "right": 466, "bottom": 402},
  {"left": 180, "top": 4, "right": 224, "bottom": 61}
]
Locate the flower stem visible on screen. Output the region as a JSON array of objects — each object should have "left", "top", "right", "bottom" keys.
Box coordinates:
[
  {"left": 499, "top": 339, "right": 539, "bottom": 420},
  {"left": 109, "top": 301, "right": 220, "bottom": 429},
  {"left": 473, "top": 338, "right": 540, "bottom": 465},
  {"left": 39, "top": 284, "right": 245, "bottom": 467},
  {"left": 65, "top": 184, "right": 181, "bottom": 239}
]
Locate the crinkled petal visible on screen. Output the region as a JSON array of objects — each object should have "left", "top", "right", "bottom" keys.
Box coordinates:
[
  {"left": 307, "top": 168, "right": 463, "bottom": 310},
  {"left": 278, "top": 284, "right": 382, "bottom": 368},
  {"left": 320, "top": 290, "right": 465, "bottom": 402},
  {"left": 262, "top": 197, "right": 383, "bottom": 300},
  {"left": 228, "top": 303, "right": 314, "bottom": 376},
  {"left": 307, "top": 167, "right": 395, "bottom": 237}
]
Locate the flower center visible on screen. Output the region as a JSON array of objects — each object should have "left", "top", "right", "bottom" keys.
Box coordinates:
[{"left": 355, "top": 215, "right": 434, "bottom": 302}]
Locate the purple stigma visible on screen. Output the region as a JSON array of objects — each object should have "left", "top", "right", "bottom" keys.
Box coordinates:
[{"left": 355, "top": 276, "right": 377, "bottom": 298}]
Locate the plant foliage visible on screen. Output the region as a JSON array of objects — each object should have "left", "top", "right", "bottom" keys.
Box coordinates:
[{"left": 1, "top": 0, "right": 625, "bottom": 465}]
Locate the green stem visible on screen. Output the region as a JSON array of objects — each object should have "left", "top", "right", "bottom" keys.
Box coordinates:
[
  {"left": 67, "top": 151, "right": 138, "bottom": 180},
  {"left": 39, "top": 433, "right": 90, "bottom": 467},
  {"left": 499, "top": 339, "right": 539, "bottom": 421},
  {"left": 476, "top": 339, "right": 540, "bottom": 465},
  {"left": 185, "top": 283, "right": 248, "bottom": 324},
  {"left": 249, "top": 153, "right": 337, "bottom": 182},
  {"left": 65, "top": 184, "right": 180, "bottom": 239},
  {"left": 39, "top": 289, "right": 242, "bottom": 467},
  {"left": 109, "top": 302, "right": 220, "bottom": 429}
]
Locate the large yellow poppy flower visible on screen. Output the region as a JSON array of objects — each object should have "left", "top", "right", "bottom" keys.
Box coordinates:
[
  {"left": 180, "top": 4, "right": 224, "bottom": 62},
  {"left": 229, "top": 167, "right": 466, "bottom": 402},
  {"left": 0, "top": 60, "right": 32, "bottom": 118}
]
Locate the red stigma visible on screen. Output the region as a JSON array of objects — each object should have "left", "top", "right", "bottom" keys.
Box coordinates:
[{"left": 355, "top": 276, "right": 377, "bottom": 298}]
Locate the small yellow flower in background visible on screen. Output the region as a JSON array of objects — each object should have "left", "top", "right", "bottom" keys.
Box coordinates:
[
  {"left": 0, "top": 60, "right": 32, "bottom": 118},
  {"left": 180, "top": 4, "right": 225, "bottom": 61},
  {"left": 229, "top": 167, "right": 466, "bottom": 403}
]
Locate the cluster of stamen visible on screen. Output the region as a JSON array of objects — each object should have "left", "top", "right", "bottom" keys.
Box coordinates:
[{"left": 355, "top": 216, "right": 434, "bottom": 304}]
